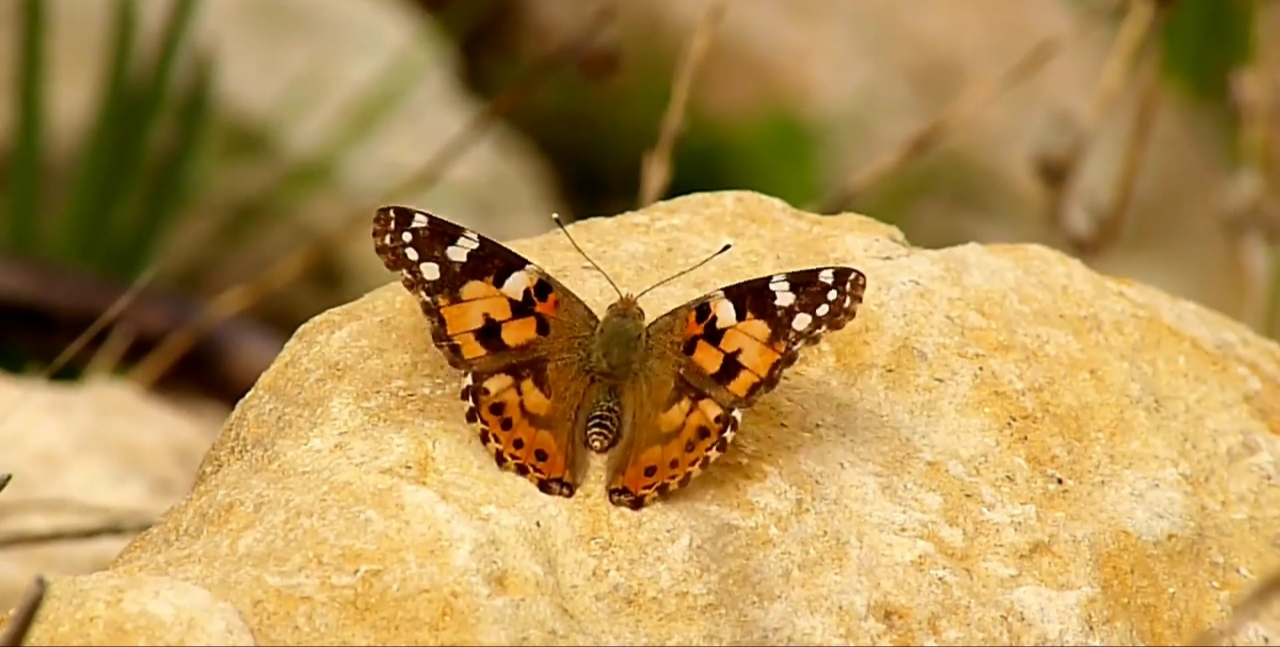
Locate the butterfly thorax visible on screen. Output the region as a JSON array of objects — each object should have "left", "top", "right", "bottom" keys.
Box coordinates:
[
  {"left": 590, "top": 296, "right": 648, "bottom": 381},
  {"left": 581, "top": 296, "right": 646, "bottom": 454}
]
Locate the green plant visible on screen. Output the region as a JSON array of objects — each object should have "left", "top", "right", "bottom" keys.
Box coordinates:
[
  {"left": 1159, "top": 0, "right": 1256, "bottom": 102},
  {"left": 2, "top": 0, "right": 212, "bottom": 279}
]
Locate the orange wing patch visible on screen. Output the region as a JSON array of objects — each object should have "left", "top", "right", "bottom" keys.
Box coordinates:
[
  {"left": 462, "top": 370, "right": 575, "bottom": 497},
  {"left": 681, "top": 300, "right": 786, "bottom": 401},
  {"left": 606, "top": 389, "right": 742, "bottom": 510},
  {"left": 434, "top": 275, "right": 558, "bottom": 359}
]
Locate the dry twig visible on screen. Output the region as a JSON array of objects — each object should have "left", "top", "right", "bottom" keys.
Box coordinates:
[
  {"left": 0, "top": 517, "right": 155, "bottom": 550},
  {"left": 0, "top": 474, "right": 10, "bottom": 496},
  {"left": 0, "top": 576, "right": 46, "bottom": 647},
  {"left": 1187, "top": 567, "right": 1280, "bottom": 646},
  {"left": 638, "top": 0, "right": 730, "bottom": 207},
  {"left": 1040, "top": 0, "right": 1163, "bottom": 236},
  {"left": 1069, "top": 55, "right": 1163, "bottom": 255},
  {"left": 34, "top": 266, "right": 157, "bottom": 383},
  {"left": 83, "top": 320, "right": 138, "bottom": 378},
  {"left": 0, "top": 264, "right": 158, "bottom": 438},
  {"left": 127, "top": 6, "right": 617, "bottom": 388},
  {"left": 1221, "top": 27, "right": 1279, "bottom": 333},
  {"left": 819, "top": 28, "right": 1076, "bottom": 214}
]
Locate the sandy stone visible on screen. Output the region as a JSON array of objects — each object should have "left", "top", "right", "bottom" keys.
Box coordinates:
[
  {"left": 0, "top": 375, "right": 221, "bottom": 612},
  {"left": 8, "top": 191, "right": 1280, "bottom": 644}
]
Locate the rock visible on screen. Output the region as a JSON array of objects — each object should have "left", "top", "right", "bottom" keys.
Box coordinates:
[
  {"left": 0, "top": 374, "right": 222, "bottom": 614},
  {"left": 8, "top": 190, "right": 1280, "bottom": 645}
]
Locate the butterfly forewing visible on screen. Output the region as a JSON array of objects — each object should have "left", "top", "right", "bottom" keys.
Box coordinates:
[
  {"left": 604, "top": 266, "right": 867, "bottom": 508},
  {"left": 372, "top": 206, "right": 599, "bottom": 496}
]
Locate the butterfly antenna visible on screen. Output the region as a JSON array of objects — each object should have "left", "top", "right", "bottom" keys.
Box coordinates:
[
  {"left": 552, "top": 213, "right": 624, "bottom": 299},
  {"left": 634, "top": 242, "right": 733, "bottom": 301}
]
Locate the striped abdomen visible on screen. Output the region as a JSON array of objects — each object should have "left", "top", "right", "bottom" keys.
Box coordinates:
[{"left": 584, "top": 388, "right": 621, "bottom": 453}]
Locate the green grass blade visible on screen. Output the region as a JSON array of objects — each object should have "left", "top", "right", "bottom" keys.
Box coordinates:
[
  {"left": 57, "top": 0, "right": 137, "bottom": 269},
  {"left": 1160, "top": 0, "right": 1255, "bottom": 101},
  {"left": 7, "top": 0, "right": 47, "bottom": 252},
  {"left": 127, "top": 57, "right": 214, "bottom": 276},
  {"left": 168, "top": 51, "right": 425, "bottom": 279},
  {"left": 95, "top": 0, "right": 202, "bottom": 275}
]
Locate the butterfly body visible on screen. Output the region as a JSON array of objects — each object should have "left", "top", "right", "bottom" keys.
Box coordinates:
[{"left": 373, "top": 206, "right": 867, "bottom": 509}]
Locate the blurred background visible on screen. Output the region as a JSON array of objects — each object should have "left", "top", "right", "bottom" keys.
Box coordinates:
[{"left": 0, "top": 0, "right": 1277, "bottom": 616}]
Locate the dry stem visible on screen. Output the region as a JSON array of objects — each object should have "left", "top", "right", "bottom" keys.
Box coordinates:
[
  {"left": 1187, "top": 567, "right": 1280, "bottom": 646},
  {"left": 1042, "top": 0, "right": 1161, "bottom": 234},
  {"left": 0, "top": 517, "right": 155, "bottom": 550},
  {"left": 1069, "top": 55, "right": 1163, "bottom": 255},
  {"left": 0, "top": 576, "right": 46, "bottom": 647},
  {"left": 638, "top": 0, "right": 730, "bottom": 207}
]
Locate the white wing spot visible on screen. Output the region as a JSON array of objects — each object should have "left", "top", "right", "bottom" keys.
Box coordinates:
[
  {"left": 724, "top": 409, "right": 743, "bottom": 441},
  {"left": 819, "top": 269, "right": 836, "bottom": 284},
  {"left": 827, "top": 288, "right": 838, "bottom": 302},
  {"left": 713, "top": 299, "right": 738, "bottom": 327},
  {"left": 445, "top": 245, "right": 470, "bottom": 263},
  {"left": 459, "top": 231, "right": 481, "bottom": 248},
  {"left": 404, "top": 247, "right": 419, "bottom": 261},
  {"left": 843, "top": 295, "right": 852, "bottom": 309},
  {"left": 501, "top": 269, "right": 534, "bottom": 300},
  {"left": 411, "top": 212, "right": 430, "bottom": 228},
  {"left": 420, "top": 262, "right": 441, "bottom": 281},
  {"left": 769, "top": 278, "right": 794, "bottom": 307},
  {"left": 815, "top": 303, "right": 830, "bottom": 317},
  {"left": 382, "top": 234, "right": 392, "bottom": 246},
  {"left": 791, "top": 312, "right": 813, "bottom": 331},
  {"left": 401, "top": 231, "right": 413, "bottom": 243}
]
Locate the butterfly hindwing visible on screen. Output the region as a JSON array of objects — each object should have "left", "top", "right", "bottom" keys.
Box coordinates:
[
  {"left": 605, "top": 370, "right": 743, "bottom": 509},
  {"left": 462, "top": 360, "right": 590, "bottom": 497},
  {"left": 605, "top": 266, "right": 868, "bottom": 508},
  {"left": 373, "top": 206, "right": 599, "bottom": 496}
]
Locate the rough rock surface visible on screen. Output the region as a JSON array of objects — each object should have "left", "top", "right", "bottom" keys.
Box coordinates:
[
  {"left": 0, "top": 375, "right": 221, "bottom": 612},
  {"left": 8, "top": 191, "right": 1280, "bottom": 645}
]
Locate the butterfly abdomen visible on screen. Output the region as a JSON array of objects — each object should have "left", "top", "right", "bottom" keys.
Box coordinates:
[{"left": 584, "top": 388, "right": 622, "bottom": 453}]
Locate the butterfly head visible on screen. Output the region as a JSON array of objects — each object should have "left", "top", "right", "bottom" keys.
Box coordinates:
[{"left": 550, "top": 212, "right": 732, "bottom": 380}]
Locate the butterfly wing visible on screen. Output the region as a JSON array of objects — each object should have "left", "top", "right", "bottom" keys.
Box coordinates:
[
  {"left": 606, "top": 267, "right": 867, "bottom": 509},
  {"left": 373, "top": 206, "right": 600, "bottom": 497}
]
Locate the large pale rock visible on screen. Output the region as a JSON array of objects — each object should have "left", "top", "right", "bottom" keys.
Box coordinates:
[
  {"left": 0, "top": 375, "right": 221, "bottom": 612},
  {"left": 8, "top": 191, "right": 1280, "bottom": 645}
]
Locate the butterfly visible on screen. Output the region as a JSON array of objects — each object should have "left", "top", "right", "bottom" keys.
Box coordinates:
[{"left": 372, "top": 206, "right": 867, "bottom": 509}]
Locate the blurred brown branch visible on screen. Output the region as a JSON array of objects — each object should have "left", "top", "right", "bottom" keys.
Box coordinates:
[
  {"left": 0, "top": 576, "right": 46, "bottom": 647},
  {"left": 0, "top": 517, "right": 155, "bottom": 550},
  {"left": 0, "top": 475, "right": 10, "bottom": 495},
  {"left": 638, "top": 0, "right": 729, "bottom": 208},
  {"left": 1187, "top": 567, "right": 1280, "bottom": 646},
  {"left": 819, "top": 32, "right": 1067, "bottom": 214},
  {"left": 0, "top": 264, "right": 158, "bottom": 436},
  {"left": 1069, "top": 56, "right": 1163, "bottom": 255},
  {"left": 1221, "top": 5, "right": 1279, "bottom": 335},
  {"left": 1038, "top": 0, "right": 1164, "bottom": 242},
  {"left": 127, "top": 5, "right": 617, "bottom": 389}
]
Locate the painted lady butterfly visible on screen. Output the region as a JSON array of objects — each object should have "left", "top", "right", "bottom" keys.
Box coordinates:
[{"left": 372, "top": 206, "right": 867, "bottom": 509}]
